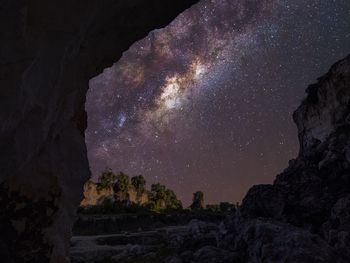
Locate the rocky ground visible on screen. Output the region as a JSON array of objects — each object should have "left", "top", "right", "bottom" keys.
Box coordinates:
[
  {"left": 71, "top": 219, "right": 228, "bottom": 263},
  {"left": 73, "top": 211, "right": 226, "bottom": 236}
]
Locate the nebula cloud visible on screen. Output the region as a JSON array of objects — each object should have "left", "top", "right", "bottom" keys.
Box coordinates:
[{"left": 86, "top": 0, "right": 350, "bottom": 205}]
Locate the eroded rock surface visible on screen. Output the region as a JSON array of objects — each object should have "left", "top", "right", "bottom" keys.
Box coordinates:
[
  {"left": 232, "top": 55, "right": 350, "bottom": 262},
  {"left": 80, "top": 180, "right": 149, "bottom": 207},
  {"left": 70, "top": 219, "right": 219, "bottom": 263},
  {"left": 0, "top": 1, "right": 199, "bottom": 262},
  {"left": 1, "top": 1, "right": 349, "bottom": 261}
]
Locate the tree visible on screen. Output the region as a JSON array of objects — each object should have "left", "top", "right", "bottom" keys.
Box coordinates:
[
  {"left": 165, "top": 189, "right": 183, "bottom": 210},
  {"left": 131, "top": 175, "right": 146, "bottom": 193},
  {"left": 149, "top": 183, "right": 182, "bottom": 211},
  {"left": 150, "top": 183, "right": 167, "bottom": 201},
  {"left": 114, "top": 172, "right": 130, "bottom": 192},
  {"left": 98, "top": 168, "right": 117, "bottom": 189},
  {"left": 190, "top": 191, "right": 204, "bottom": 210}
]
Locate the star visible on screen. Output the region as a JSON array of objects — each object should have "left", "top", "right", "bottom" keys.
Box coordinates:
[{"left": 86, "top": 0, "right": 350, "bottom": 205}]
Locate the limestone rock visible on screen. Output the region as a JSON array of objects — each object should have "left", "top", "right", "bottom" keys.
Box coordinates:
[
  {"left": 234, "top": 55, "right": 350, "bottom": 261},
  {"left": 80, "top": 181, "right": 114, "bottom": 206},
  {"left": 0, "top": 1, "right": 199, "bottom": 261},
  {"left": 80, "top": 180, "right": 149, "bottom": 207}
]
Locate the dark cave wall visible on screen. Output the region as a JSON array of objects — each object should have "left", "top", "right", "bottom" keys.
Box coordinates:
[{"left": 0, "top": 1, "right": 199, "bottom": 262}]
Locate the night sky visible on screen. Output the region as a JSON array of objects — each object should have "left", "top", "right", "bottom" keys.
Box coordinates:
[{"left": 86, "top": 0, "right": 350, "bottom": 206}]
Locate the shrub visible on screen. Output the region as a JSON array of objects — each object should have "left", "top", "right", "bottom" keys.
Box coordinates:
[
  {"left": 114, "top": 172, "right": 130, "bottom": 192},
  {"left": 98, "top": 168, "right": 117, "bottom": 189},
  {"left": 131, "top": 175, "right": 146, "bottom": 193},
  {"left": 190, "top": 191, "right": 204, "bottom": 210}
]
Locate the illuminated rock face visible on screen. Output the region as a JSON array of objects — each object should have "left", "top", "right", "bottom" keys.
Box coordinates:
[
  {"left": 80, "top": 180, "right": 149, "bottom": 207},
  {"left": 80, "top": 181, "right": 115, "bottom": 207},
  {"left": 0, "top": 1, "right": 198, "bottom": 262}
]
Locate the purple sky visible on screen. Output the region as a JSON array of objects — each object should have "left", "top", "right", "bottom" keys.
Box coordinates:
[{"left": 86, "top": 0, "right": 350, "bottom": 205}]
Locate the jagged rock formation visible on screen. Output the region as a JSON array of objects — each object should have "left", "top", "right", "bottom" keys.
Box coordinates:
[
  {"left": 1, "top": 1, "right": 348, "bottom": 261},
  {"left": 80, "top": 180, "right": 148, "bottom": 207},
  {"left": 227, "top": 55, "right": 350, "bottom": 262},
  {"left": 0, "top": 1, "right": 199, "bottom": 262}
]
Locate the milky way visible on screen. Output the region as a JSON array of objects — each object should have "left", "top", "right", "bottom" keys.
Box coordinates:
[{"left": 86, "top": 0, "right": 350, "bottom": 205}]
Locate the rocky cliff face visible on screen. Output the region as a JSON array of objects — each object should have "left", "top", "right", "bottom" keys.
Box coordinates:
[
  {"left": 80, "top": 181, "right": 114, "bottom": 207},
  {"left": 1, "top": 1, "right": 349, "bottom": 261},
  {"left": 0, "top": 1, "right": 198, "bottom": 262},
  {"left": 229, "top": 55, "right": 350, "bottom": 262}
]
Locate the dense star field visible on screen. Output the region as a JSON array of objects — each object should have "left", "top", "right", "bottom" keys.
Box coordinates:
[{"left": 86, "top": 0, "right": 350, "bottom": 205}]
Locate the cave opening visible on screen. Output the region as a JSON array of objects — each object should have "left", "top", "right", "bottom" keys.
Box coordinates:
[
  {"left": 79, "top": 0, "right": 350, "bottom": 216},
  {"left": 82, "top": 0, "right": 303, "bottom": 211},
  {"left": 81, "top": 0, "right": 350, "bottom": 213},
  {"left": 1, "top": 0, "right": 349, "bottom": 262}
]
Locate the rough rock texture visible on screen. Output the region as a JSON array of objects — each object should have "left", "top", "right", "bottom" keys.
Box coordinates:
[
  {"left": 70, "top": 219, "right": 220, "bottom": 263},
  {"left": 232, "top": 55, "right": 350, "bottom": 262},
  {"left": 80, "top": 180, "right": 148, "bottom": 206},
  {"left": 80, "top": 181, "right": 114, "bottom": 207},
  {"left": 73, "top": 211, "right": 226, "bottom": 236},
  {"left": 114, "top": 185, "right": 149, "bottom": 205},
  {"left": 0, "top": 1, "right": 199, "bottom": 262}
]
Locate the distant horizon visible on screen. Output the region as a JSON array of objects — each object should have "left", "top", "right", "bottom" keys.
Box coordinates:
[
  {"left": 87, "top": 168, "right": 239, "bottom": 207},
  {"left": 86, "top": 0, "right": 350, "bottom": 205}
]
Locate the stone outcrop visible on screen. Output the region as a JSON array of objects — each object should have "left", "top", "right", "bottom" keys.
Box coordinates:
[
  {"left": 80, "top": 181, "right": 114, "bottom": 207},
  {"left": 73, "top": 210, "right": 226, "bottom": 236},
  {"left": 224, "top": 55, "right": 350, "bottom": 262},
  {"left": 0, "top": 1, "right": 199, "bottom": 262},
  {"left": 115, "top": 186, "right": 149, "bottom": 205},
  {"left": 1, "top": 1, "right": 349, "bottom": 261},
  {"left": 70, "top": 219, "right": 220, "bottom": 263},
  {"left": 80, "top": 180, "right": 148, "bottom": 207}
]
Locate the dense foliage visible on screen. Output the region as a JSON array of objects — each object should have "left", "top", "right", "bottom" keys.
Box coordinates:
[
  {"left": 114, "top": 172, "right": 130, "bottom": 192},
  {"left": 80, "top": 168, "right": 236, "bottom": 215},
  {"left": 131, "top": 175, "right": 146, "bottom": 193},
  {"left": 149, "top": 183, "right": 183, "bottom": 211},
  {"left": 97, "top": 168, "right": 117, "bottom": 189}
]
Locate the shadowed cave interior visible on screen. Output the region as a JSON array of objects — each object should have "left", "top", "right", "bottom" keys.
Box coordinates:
[
  {"left": 73, "top": 1, "right": 350, "bottom": 263},
  {"left": 0, "top": 1, "right": 199, "bottom": 262},
  {"left": 1, "top": 1, "right": 350, "bottom": 263}
]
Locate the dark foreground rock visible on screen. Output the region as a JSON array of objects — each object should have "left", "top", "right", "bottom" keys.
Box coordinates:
[
  {"left": 235, "top": 55, "right": 350, "bottom": 262},
  {"left": 172, "top": 54, "right": 350, "bottom": 263},
  {"left": 0, "top": 1, "right": 199, "bottom": 262},
  {"left": 71, "top": 219, "right": 220, "bottom": 263},
  {"left": 73, "top": 211, "right": 226, "bottom": 236}
]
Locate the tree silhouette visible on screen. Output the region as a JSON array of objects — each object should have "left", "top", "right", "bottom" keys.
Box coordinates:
[
  {"left": 131, "top": 175, "right": 146, "bottom": 193},
  {"left": 114, "top": 172, "right": 130, "bottom": 192},
  {"left": 190, "top": 191, "right": 204, "bottom": 210},
  {"left": 98, "top": 168, "right": 117, "bottom": 189},
  {"left": 149, "top": 183, "right": 182, "bottom": 211}
]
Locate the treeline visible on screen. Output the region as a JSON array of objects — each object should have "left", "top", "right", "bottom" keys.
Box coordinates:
[{"left": 79, "top": 168, "right": 237, "bottom": 215}]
